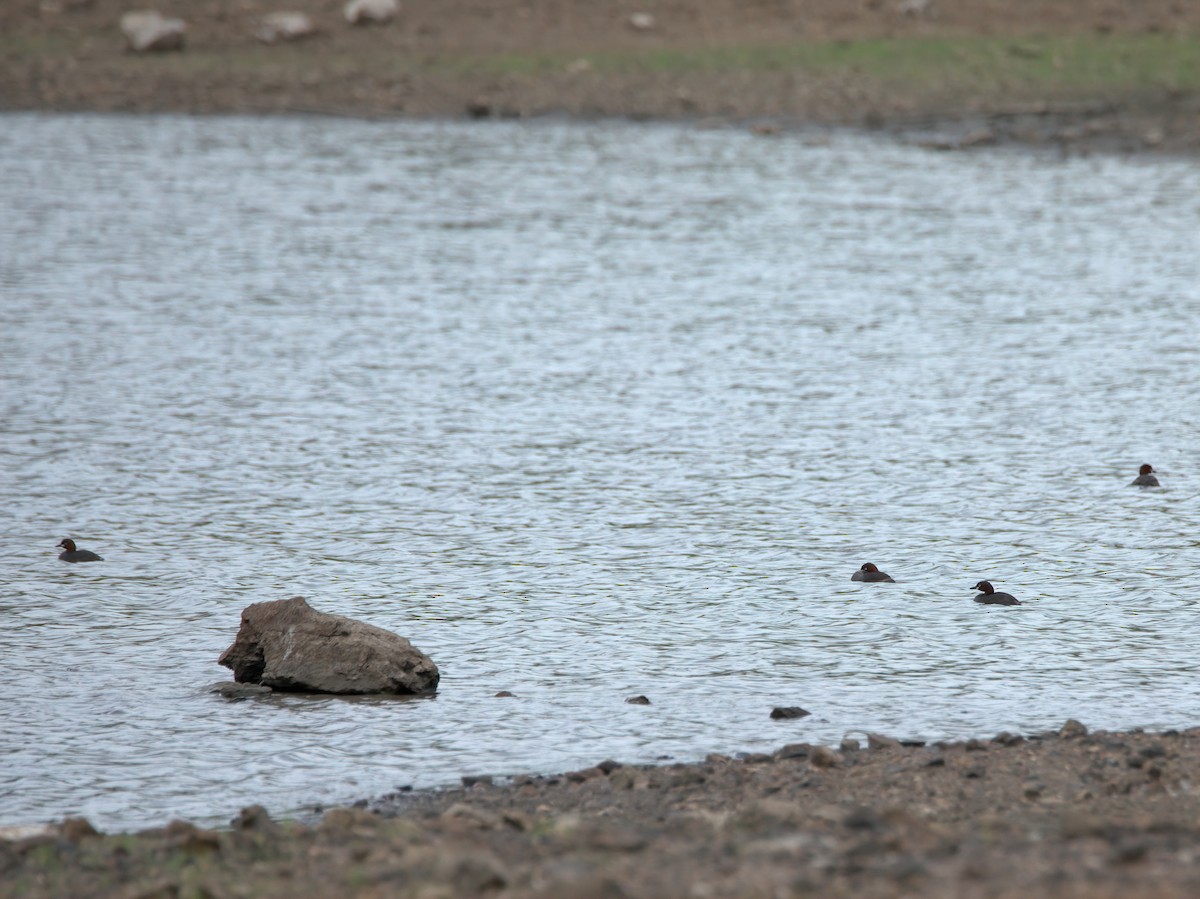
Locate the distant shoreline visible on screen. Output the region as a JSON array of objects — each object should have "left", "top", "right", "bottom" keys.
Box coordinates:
[
  {"left": 3, "top": 0, "right": 1200, "bottom": 155},
  {"left": 8, "top": 721, "right": 1200, "bottom": 898}
]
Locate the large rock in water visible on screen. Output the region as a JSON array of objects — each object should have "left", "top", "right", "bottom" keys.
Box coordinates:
[{"left": 218, "top": 596, "right": 439, "bottom": 694}]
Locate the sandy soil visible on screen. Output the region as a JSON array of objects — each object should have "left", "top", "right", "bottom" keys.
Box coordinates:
[
  {"left": 7, "top": 722, "right": 1200, "bottom": 898},
  {"left": 3, "top": 0, "right": 1200, "bottom": 151}
]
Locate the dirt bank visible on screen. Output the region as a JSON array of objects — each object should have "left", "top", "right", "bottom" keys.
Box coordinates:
[
  {"left": 3, "top": 0, "right": 1200, "bottom": 151},
  {"left": 8, "top": 722, "right": 1200, "bottom": 898}
]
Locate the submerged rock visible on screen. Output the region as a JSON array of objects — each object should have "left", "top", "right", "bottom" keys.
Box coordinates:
[
  {"left": 218, "top": 596, "right": 439, "bottom": 695},
  {"left": 770, "top": 706, "right": 811, "bottom": 720},
  {"left": 210, "top": 681, "right": 274, "bottom": 700},
  {"left": 119, "top": 11, "right": 185, "bottom": 52}
]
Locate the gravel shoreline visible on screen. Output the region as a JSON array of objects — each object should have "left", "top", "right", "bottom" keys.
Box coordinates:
[{"left": 8, "top": 721, "right": 1200, "bottom": 898}]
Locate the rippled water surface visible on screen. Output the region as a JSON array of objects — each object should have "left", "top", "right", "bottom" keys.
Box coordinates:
[{"left": 2, "top": 114, "right": 1199, "bottom": 830}]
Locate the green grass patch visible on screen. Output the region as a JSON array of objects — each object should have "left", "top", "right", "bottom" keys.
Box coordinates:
[
  {"left": 3, "top": 31, "right": 1198, "bottom": 96},
  {"left": 455, "top": 32, "right": 1200, "bottom": 92}
]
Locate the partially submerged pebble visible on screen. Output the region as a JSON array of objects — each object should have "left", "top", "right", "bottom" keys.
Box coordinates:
[
  {"left": 625, "top": 695, "right": 651, "bottom": 705},
  {"left": 770, "top": 706, "right": 811, "bottom": 720},
  {"left": 993, "top": 731, "right": 1025, "bottom": 746},
  {"left": 1060, "top": 719, "right": 1089, "bottom": 739},
  {"left": 59, "top": 817, "right": 99, "bottom": 842},
  {"left": 210, "top": 681, "right": 273, "bottom": 700},
  {"left": 233, "top": 805, "right": 277, "bottom": 832}
]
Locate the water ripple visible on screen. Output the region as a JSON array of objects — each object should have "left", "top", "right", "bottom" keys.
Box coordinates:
[{"left": 1, "top": 114, "right": 1199, "bottom": 830}]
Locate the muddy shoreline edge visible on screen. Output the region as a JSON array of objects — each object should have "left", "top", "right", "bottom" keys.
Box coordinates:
[
  {"left": 8, "top": 721, "right": 1200, "bottom": 898},
  {"left": 5, "top": 0, "right": 1200, "bottom": 155}
]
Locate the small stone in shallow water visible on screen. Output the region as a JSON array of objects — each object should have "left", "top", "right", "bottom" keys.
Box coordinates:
[
  {"left": 867, "top": 733, "right": 900, "bottom": 750},
  {"left": 1060, "top": 719, "right": 1089, "bottom": 739},
  {"left": 211, "top": 681, "right": 273, "bottom": 700},
  {"left": 462, "top": 775, "right": 494, "bottom": 788},
  {"left": 59, "top": 817, "right": 98, "bottom": 842},
  {"left": 494, "top": 690, "right": 516, "bottom": 698},
  {"left": 770, "top": 706, "right": 810, "bottom": 720},
  {"left": 233, "top": 805, "right": 277, "bottom": 832},
  {"left": 626, "top": 695, "right": 651, "bottom": 705}
]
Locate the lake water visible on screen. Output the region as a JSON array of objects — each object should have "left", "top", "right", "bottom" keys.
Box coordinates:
[{"left": 2, "top": 113, "right": 1199, "bottom": 832}]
